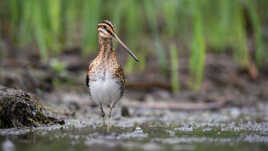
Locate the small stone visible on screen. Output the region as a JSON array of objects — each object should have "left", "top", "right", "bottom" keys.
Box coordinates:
[
  {"left": 121, "top": 106, "right": 130, "bottom": 117},
  {"left": 2, "top": 139, "right": 14, "bottom": 151}
]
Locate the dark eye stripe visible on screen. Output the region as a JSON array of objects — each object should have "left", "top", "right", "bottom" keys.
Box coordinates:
[
  {"left": 104, "top": 21, "right": 114, "bottom": 30},
  {"left": 98, "top": 23, "right": 113, "bottom": 31},
  {"left": 101, "top": 21, "right": 114, "bottom": 31},
  {"left": 102, "top": 26, "right": 114, "bottom": 37}
]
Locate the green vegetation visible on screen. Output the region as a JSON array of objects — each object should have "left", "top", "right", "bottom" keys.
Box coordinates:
[
  {"left": 170, "top": 44, "right": 180, "bottom": 92},
  {"left": 0, "top": 0, "right": 267, "bottom": 89},
  {"left": 189, "top": 0, "right": 206, "bottom": 89}
]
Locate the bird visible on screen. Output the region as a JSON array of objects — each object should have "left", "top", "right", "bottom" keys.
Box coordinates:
[{"left": 86, "top": 20, "right": 139, "bottom": 126}]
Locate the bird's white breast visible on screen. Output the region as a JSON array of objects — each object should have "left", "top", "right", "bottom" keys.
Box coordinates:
[{"left": 89, "top": 72, "right": 122, "bottom": 106}]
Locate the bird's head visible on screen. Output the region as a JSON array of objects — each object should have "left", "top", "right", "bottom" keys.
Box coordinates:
[{"left": 97, "top": 20, "right": 139, "bottom": 62}]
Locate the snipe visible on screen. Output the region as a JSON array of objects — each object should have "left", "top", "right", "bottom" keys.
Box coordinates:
[{"left": 86, "top": 20, "right": 139, "bottom": 126}]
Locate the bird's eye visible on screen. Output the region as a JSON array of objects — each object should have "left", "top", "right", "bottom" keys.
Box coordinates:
[{"left": 103, "top": 26, "right": 107, "bottom": 30}]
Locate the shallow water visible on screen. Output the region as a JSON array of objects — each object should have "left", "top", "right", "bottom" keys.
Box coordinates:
[{"left": 1, "top": 104, "right": 268, "bottom": 151}]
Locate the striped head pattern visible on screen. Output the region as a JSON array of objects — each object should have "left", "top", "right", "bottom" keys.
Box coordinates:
[{"left": 97, "top": 20, "right": 115, "bottom": 38}]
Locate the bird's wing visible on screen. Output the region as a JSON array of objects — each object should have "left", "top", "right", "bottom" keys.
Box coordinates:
[
  {"left": 86, "top": 63, "right": 94, "bottom": 87},
  {"left": 86, "top": 64, "right": 95, "bottom": 96},
  {"left": 86, "top": 74, "right": 89, "bottom": 87},
  {"left": 114, "top": 66, "right": 125, "bottom": 97},
  {"left": 115, "top": 66, "right": 125, "bottom": 85}
]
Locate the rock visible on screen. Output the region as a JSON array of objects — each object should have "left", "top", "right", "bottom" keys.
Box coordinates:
[
  {"left": 0, "top": 86, "right": 64, "bottom": 128},
  {"left": 121, "top": 106, "right": 130, "bottom": 117}
]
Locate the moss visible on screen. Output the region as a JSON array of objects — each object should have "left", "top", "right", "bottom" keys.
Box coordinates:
[{"left": 0, "top": 87, "right": 64, "bottom": 128}]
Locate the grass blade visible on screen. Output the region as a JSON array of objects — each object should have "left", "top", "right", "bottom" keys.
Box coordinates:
[
  {"left": 170, "top": 44, "right": 180, "bottom": 92},
  {"left": 189, "top": 0, "right": 206, "bottom": 89},
  {"left": 247, "top": 0, "right": 265, "bottom": 67},
  {"left": 144, "top": 0, "right": 167, "bottom": 73},
  {"left": 33, "top": 0, "right": 48, "bottom": 63},
  {"left": 82, "top": 0, "right": 101, "bottom": 56},
  {"left": 231, "top": 0, "right": 249, "bottom": 68}
]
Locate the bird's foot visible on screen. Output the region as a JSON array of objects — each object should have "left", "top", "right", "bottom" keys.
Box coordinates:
[{"left": 99, "top": 104, "right": 106, "bottom": 127}]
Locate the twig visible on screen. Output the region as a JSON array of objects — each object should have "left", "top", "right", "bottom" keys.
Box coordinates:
[{"left": 121, "top": 99, "right": 227, "bottom": 110}]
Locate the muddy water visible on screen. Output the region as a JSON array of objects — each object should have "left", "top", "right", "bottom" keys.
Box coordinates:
[{"left": 0, "top": 103, "right": 268, "bottom": 151}]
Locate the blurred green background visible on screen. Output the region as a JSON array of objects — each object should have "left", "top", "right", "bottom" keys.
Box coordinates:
[{"left": 0, "top": 0, "right": 267, "bottom": 91}]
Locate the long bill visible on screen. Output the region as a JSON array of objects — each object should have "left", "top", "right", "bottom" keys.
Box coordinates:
[{"left": 113, "top": 33, "right": 139, "bottom": 62}]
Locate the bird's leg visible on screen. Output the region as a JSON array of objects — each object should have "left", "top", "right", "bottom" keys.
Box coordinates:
[
  {"left": 106, "top": 105, "right": 113, "bottom": 132},
  {"left": 99, "top": 103, "right": 106, "bottom": 127},
  {"left": 108, "top": 105, "right": 113, "bottom": 119}
]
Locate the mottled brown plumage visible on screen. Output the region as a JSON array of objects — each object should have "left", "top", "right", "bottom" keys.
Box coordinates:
[
  {"left": 87, "top": 37, "right": 125, "bottom": 99},
  {"left": 86, "top": 20, "right": 138, "bottom": 122}
]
